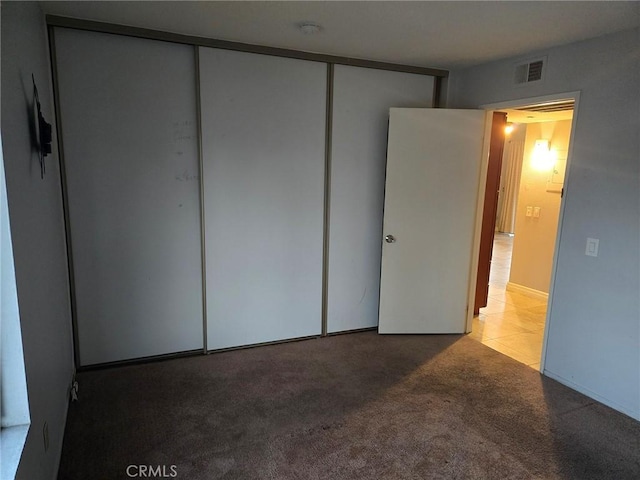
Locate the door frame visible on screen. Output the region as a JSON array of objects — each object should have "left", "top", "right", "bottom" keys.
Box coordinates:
[{"left": 468, "top": 91, "right": 581, "bottom": 373}]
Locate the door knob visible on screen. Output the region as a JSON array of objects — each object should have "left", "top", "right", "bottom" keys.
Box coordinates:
[{"left": 385, "top": 234, "right": 396, "bottom": 243}]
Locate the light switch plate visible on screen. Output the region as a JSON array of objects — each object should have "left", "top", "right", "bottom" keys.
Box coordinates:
[
  {"left": 585, "top": 238, "right": 599, "bottom": 257},
  {"left": 533, "top": 207, "right": 541, "bottom": 218},
  {"left": 526, "top": 206, "right": 533, "bottom": 217}
]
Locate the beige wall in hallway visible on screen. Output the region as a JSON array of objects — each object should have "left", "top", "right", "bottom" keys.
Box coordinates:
[{"left": 509, "top": 119, "right": 572, "bottom": 293}]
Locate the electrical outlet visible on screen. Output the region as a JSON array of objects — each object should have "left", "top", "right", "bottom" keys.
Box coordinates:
[
  {"left": 533, "top": 206, "right": 541, "bottom": 218},
  {"left": 71, "top": 379, "right": 79, "bottom": 402},
  {"left": 43, "top": 421, "right": 50, "bottom": 452},
  {"left": 70, "top": 373, "right": 79, "bottom": 402}
]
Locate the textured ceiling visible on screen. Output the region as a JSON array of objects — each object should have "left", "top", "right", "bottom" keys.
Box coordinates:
[{"left": 40, "top": 1, "right": 640, "bottom": 70}]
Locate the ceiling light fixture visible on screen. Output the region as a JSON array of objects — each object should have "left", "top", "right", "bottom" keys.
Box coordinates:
[{"left": 298, "top": 22, "right": 322, "bottom": 35}]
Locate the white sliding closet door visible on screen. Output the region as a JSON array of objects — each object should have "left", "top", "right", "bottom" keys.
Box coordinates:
[
  {"left": 328, "top": 66, "right": 434, "bottom": 333},
  {"left": 199, "top": 48, "right": 326, "bottom": 350},
  {"left": 55, "top": 29, "right": 203, "bottom": 366}
]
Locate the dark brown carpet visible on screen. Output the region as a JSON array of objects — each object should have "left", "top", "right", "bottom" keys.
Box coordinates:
[{"left": 57, "top": 332, "right": 640, "bottom": 479}]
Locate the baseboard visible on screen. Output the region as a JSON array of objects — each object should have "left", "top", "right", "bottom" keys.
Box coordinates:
[
  {"left": 78, "top": 349, "right": 203, "bottom": 371},
  {"left": 52, "top": 396, "right": 70, "bottom": 480},
  {"left": 543, "top": 369, "right": 640, "bottom": 421},
  {"left": 327, "top": 326, "right": 377, "bottom": 336},
  {"left": 506, "top": 282, "right": 548, "bottom": 301}
]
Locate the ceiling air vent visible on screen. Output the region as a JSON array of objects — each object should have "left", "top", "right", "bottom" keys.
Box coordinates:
[{"left": 514, "top": 57, "right": 546, "bottom": 85}]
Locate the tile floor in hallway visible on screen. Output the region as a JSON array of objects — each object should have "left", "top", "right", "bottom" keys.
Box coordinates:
[{"left": 469, "top": 233, "right": 547, "bottom": 370}]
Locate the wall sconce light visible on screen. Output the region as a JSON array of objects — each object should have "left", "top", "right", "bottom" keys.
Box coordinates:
[
  {"left": 504, "top": 123, "right": 514, "bottom": 135},
  {"left": 531, "top": 139, "right": 555, "bottom": 171}
]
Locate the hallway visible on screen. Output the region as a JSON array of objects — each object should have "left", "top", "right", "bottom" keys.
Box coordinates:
[{"left": 469, "top": 234, "right": 547, "bottom": 370}]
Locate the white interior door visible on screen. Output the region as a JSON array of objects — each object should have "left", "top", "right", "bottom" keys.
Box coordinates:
[{"left": 379, "top": 109, "right": 487, "bottom": 334}]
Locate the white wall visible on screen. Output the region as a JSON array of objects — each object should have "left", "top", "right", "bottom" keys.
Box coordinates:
[
  {"left": 1, "top": 2, "right": 75, "bottom": 478},
  {"left": 449, "top": 28, "right": 640, "bottom": 419}
]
